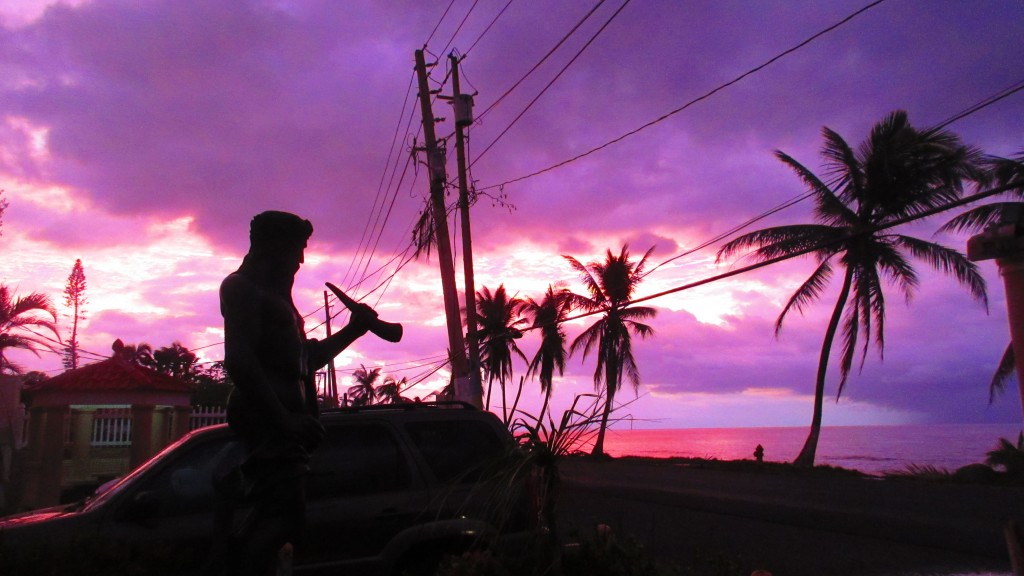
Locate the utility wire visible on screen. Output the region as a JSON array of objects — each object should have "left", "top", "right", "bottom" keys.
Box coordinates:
[
  {"left": 424, "top": 0, "right": 458, "bottom": 48},
  {"left": 464, "top": 0, "right": 515, "bottom": 56},
  {"left": 644, "top": 191, "right": 815, "bottom": 278},
  {"left": 436, "top": 0, "right": 481, "bottom": 61},
  {"left": 474, "top": 0, "right": 607, "bottom": 124},
  {"left": 551, "top": 181, "right": 1023, "bottom": 331},
  {"left": 471, "top": 0, "right": 631, "bottom": 167},
  {"left": 933, "top": 79, "right": 1024, "bottom": 132},
  {"left": 342, "top": 71, "right": 418, "bottom": 291},
  {"left": 476, "top": 0, "right": 888, "bottom": 192},
  {"left": 643, "top": 77, "right": 1024, "bottom": 280}
]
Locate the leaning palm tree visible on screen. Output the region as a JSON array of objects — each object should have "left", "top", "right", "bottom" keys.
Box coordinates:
[
  {"left": 565, "top": 246, "right": 657, "bottom": 457},
  {"left": 521, "top": 283, "right": 574, "bottom": 423},
  {"left": 347, "top": 364, "right": 381, "bottom": 407},
  {"left": 940, "top": 151, "right": 1024, "bottom": 402},
  {"left": 0, "top": 285, "right": 59, "bottom": 374},
  {"left": 474, "top": 285, "right": 528, "bottom": 422},
  {"left": 717, "top": 111, "right": 986, "bottom": 467}
]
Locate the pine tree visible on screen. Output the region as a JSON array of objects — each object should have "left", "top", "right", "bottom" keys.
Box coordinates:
[
  {"left": 63, "top": 259, "right": 87, "bottom": 370},
  {"left": 0, "top": 190, "right": 8, "bottom": 236}
]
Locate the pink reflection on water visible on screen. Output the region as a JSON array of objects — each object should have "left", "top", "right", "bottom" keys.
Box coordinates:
[
  {"left": 599, "top": 424, "right": 1022, "bottom": 475},
  {"left": 603, "top": 427, "right": 804, "bottom": 462}
]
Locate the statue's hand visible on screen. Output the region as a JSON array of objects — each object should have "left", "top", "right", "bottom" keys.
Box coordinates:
[{"left": 347, "top": 302, "right": 378, "bottom": 333}]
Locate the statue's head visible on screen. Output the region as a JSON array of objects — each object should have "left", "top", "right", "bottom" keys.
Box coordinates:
[{"left": 247, "top": 211, "right": 313, "bottom": 273}]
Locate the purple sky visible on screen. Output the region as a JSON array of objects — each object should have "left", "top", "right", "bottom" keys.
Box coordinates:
[{"left": 2, "top": 0, "right": 1022, "bottom": 429}]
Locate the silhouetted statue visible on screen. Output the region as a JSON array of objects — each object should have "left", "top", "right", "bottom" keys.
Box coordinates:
[
  {"left": 754, "top": 444, "right": 764, "bottom": 463},
  {"left": 216, "top": 211, "right": 375, "bottom": 575}
]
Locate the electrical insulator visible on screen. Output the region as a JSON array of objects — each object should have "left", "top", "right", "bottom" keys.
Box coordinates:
[{"left": 454, "top": 94, "right": 474, "bottom": 127}]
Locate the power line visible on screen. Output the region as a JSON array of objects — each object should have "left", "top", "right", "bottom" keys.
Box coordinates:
[
  {"left": 552, "top": 181, "right": 1022, "bottom": 331},
  {"left": 464, "top": 0, "right": 515, "bottom": 56},
  {"left": 424, "top": 0, "right": 458, "bottom": 48},
  {"left": 642, "top": 77, "right": 1024, "bottom": 281},
  {"left": 436, "top": 0, "right": 482, "bottom": 61},
  {"left": 471, "top": 0, "right": 631, "bottom": 167},
  {"left": 933, "top": 78, "right": 1024, "bottom": 132},
  {"left": 644, "top": 191, "right": 815, "bottom": 278},
  {"left": 342, "top": 71, "right": 418, "bottom": 291},
  {"left": 473, "top": 0, "right": 608, "bottom": 124},
  {"left": 476, "top": 0, "right": 888, "bottom": 192}
]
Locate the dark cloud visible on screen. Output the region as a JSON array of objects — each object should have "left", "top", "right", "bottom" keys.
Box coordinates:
[{"left": 2, "top": 0, "right": 1022, "bottom": 424}]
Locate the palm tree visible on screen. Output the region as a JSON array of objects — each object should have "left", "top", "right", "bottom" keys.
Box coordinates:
[
  {"left": 0, "top": 285, "right": 59, "bottom": 374},
  {"left": 474, "top": 285, "right": 528, "bottom": 421},
  {"left": 150, "top": 341, "right": 199, "bottom": 381},
  {"left": 376, "top": 375, "right": 409, "bottom": 404},
  {"left": 940, "top": 151, "right": 1024, "bottom": 402},
  {"left": 565, "top": 246, "right": 657, "bottom": 457},
  {"left": 717, "top": 111, "right": 986, "bottom": 467},
  {"left": 111, "top": 339, "right": 154, "bottom": 366},
  {"left": 347, "top": 364, "right": 381, "bottom": 407},
  {"left": 521, "top": 283, "right": 574, "bottom": 423}
]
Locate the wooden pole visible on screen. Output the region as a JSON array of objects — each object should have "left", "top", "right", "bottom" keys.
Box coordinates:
[{"left": 414, "top": 49, "right": 471, "bottom": 402}]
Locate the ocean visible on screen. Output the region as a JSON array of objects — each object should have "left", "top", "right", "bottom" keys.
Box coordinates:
[{"left": 600, "top": 423, "right": 1023, "bottom": 475}]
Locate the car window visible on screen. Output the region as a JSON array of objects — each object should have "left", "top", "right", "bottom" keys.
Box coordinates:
[
  {"left": 307, "top": 423, "right": 411, "bottom": 499},
  {"left": 404, "top": 419, "right": 506, "bottom": 482},
  {"left": 136, "top": 437, "right": 244, "bottom": 516}
]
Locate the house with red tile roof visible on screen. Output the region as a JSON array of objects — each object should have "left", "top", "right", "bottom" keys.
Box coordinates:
[{"left": 13, "top": 342, "right": 195, "bottom": 509}]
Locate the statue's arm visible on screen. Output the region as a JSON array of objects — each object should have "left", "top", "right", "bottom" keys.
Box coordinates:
[{"left": 305, "top": 305, "right": 374, "bottom": 372}]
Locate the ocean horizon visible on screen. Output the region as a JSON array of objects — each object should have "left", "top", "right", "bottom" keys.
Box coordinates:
[{"left": 600, "top": 423, "right": 1023, "bottom": 475}]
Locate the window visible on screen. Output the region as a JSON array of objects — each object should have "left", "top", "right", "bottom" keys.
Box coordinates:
[
  {"left": 307, "top": 424, "right": 411, "bottom": 499},
  {"left": 404, "top": 420, "right": 505, "bottom": 482},
  {"left": 137, "top": 437, "right": 244, "bottom": 516}
]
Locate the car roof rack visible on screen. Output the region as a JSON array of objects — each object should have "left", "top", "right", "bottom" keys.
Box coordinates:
[{"left": 321, "top": 400, "right": 478, "bottom": 415}]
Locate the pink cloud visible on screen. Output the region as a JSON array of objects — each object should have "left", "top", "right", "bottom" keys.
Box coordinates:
[{"left": 1, "top": 0, "right": 1021, "bottom": 426}]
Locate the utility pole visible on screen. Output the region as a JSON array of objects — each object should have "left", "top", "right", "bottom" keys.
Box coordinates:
[
  {"left": 448, "top": 53, "right": 485, "bottom": 409},
  {"left": 323, "top": 290, "right": 338, "bottom": 403},
  {"left": 414, "top": 49, "right": 472, "bottom": 404},
  {"left": 968, "top": 210, "right": 1024, "bottom": 428}
]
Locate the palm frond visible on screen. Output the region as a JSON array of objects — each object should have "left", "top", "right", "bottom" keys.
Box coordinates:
[
  {"left": 939, "top": 203, "right": 1022, "bottom": 235},
  {"left": 870, "top": 238, "right": 919, "bottom": 301},
  {"left": 716, "top": 224, "right": 839, "bottom": 263},
  {"left": 990, "top": 343, "right": 1015, "bottom": 404},
  {"left": 776, "top": 260, "right": 833, "bottom": 334},
  {"left": 984, "top": 151, "right": 1024, "bottom": 192},
  {"left": 836, "top": 299, "right": 861, "bottom": 398},
  {"left": 820, "top": 126, "right": 862, "bottom": 200},
  {"left": 563, "top": 255, "right": 604, "bottom": 303},
  {"left": 895, "top": 235, "right": 988, "bottom": 307},
  {"left": 775, "top": 150, "right": 857, "bottom": 227},
  {"left": 857, "top": 266, "right": 886, "bottom": 361}
]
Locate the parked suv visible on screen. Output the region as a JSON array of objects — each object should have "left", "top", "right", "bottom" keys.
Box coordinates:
[{"left": 0, "top": 402, "right": 540, "bottom": 575}]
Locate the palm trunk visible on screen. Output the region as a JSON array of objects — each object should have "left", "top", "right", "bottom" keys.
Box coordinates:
[
  {"left": 591, "top": 355, "right": 618, "bottom": 457},
  {"left": 507, "top": 376, "right": 525, "bottom": 426},
  {"left": 793, "top": 267, "right": 854, "bottom": 468},
  {"left": 539, "top": 387, "right": 552, "bottom": 425},
  {"left": 500, "top": 379, "right": 508, "bottom": 424},
  {"left": 591, "top": 390, "right": 613, "bottom": 457}
]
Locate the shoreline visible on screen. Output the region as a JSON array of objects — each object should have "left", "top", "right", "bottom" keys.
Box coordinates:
[
  {"left": 598, "top": 423, "right": 1023, "bottom": 477},
  {"left": 554, "top": 455, "right": 1024, "bottom": 575}
]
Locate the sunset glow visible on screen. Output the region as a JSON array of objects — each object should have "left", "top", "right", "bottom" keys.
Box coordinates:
[{"left": 1, "top": 0, "right": 1021, "bottom": 429}]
